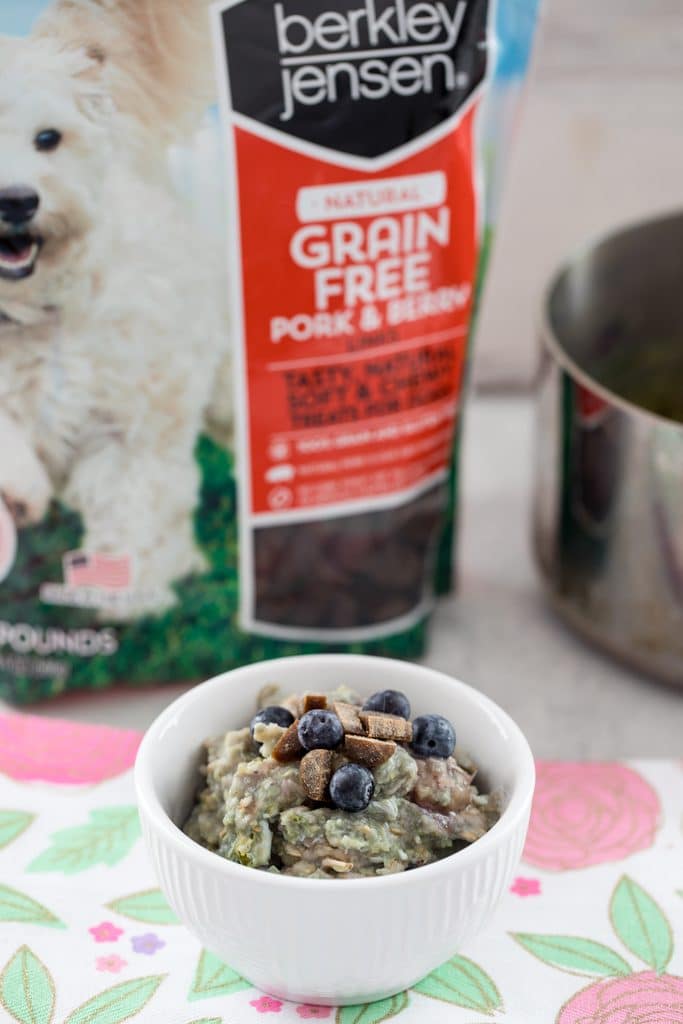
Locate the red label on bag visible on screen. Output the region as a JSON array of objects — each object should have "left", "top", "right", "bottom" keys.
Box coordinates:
[{"left": 235, "top": 116, "right": 477, "bottom": 516}]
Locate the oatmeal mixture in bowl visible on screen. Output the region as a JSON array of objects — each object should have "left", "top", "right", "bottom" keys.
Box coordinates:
[{"left": 184, "top": 684, "right": 500, "bottom": 879}]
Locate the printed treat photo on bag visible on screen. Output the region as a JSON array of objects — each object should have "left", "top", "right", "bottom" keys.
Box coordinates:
[{"left": 0, "top": 0, "right": 539, "bottom": 702}]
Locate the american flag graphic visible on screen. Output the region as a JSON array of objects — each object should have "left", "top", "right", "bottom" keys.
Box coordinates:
[{"left": 63, "top": 550, "right": 132, "bottom": 591}]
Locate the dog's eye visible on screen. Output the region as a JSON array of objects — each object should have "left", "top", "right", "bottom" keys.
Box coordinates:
[{"left": 34, "top": 129, "right": 63, "bottom": 153}]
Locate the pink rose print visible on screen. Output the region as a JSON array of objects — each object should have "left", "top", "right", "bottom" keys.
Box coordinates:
[
  {"left": 510, "top": 876, "right": 541, "bottom": 897},
  {"left": 250, "top": 996, "right": 283, "bottom": 1014},
  {"left": 296, "top": 1007, "right": 332, "bottom": 1019},
  {"left": 96, "top": 955, "right": 127, "bottom": 974},
  {"left": 524, "top": 762, "right": 660, "bottom": 871},
  {"left": 131, "top": 933, "right": 165, "bottom": 955},
  {"left": 558, "top": 970, "right": 683, "bottom": 1024},
  {"left": 0, "top": 713, "right": 141, "bottom": 785},
  {"left": 89, "top": 921, "right": 124, "bottom": 943}
]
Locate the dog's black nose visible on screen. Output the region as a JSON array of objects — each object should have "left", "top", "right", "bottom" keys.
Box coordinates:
[{"left": 0, "top": 186, "right": 40, "bottom": 225}]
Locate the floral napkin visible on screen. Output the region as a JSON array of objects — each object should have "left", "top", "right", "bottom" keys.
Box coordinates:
[{"left": 0, "top": 711, "right": 681, "bottom": 1024}]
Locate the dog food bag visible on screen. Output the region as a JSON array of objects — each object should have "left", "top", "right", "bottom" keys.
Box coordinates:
[{"left": 0, "top": 0, "right": 539, "bottom": 702}]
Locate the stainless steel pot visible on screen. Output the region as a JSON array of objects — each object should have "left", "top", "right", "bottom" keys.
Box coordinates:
[{"left": 534, "top": 211, "right": 683, "bottom": 687}]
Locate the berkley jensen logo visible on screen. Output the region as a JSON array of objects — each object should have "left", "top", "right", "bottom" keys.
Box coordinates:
[
  {"left": 275, "top": 0, "right": 469, "bottom": 121},
  {"left": 218, "top": 0, "right": 489, "bottom": 159}
]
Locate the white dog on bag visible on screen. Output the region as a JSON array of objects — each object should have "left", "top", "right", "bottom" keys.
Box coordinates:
[{"left": 0, "top": 0, "right": 230, "bottom": 619}]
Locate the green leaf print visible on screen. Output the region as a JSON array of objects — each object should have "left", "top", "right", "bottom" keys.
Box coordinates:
[
  {"left": 0, "top": 946, "right": 55, "bottom": 1024},
  {"left": 188, "top": 951, "right": 251, "bottom": 1001},
  {"left": 27, "top": 807, "right": 140, "bottom": 875},
  {"left": 511, "top": 934, "right": 632, "bottom": 978},
  {"left": 336, "top": 991, "right": 409, "bottom": 1024},
  {"left": 187, "top": 1019, "right": 222, "bottom": 1024},
  {"left": 106, "top": 889, "right": 179, "bottom": 925},
  {"left": 63, "top": 975, "right": 164, "bottom": 1024},
  {"left": 0, "top": 884, "right": 64, "bottom": 928},
  {"left": 0, "top": 811, "right": 34, "bottom": 850},
  {"left": 610, "top": 876, "right": 673, "bottom": 972},
  {"left": 412, "top": 956, "right": 502, "bottom": 1015}
]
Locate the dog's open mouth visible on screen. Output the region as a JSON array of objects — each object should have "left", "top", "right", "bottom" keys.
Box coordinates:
[{"left": 0, "top": 234, "right": 43, "bottom": 280}]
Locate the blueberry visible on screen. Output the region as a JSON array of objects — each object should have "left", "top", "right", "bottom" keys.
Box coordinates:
[
  {"left": 297, "top": 709, "right": 344, "bottom": 751},
  {"left": 250, "top": 705, "right": 294, "bottom": 740},
  {"left": 362, "top": 689, "right": 411, "bottom": 719},
  {"left": 411, "top": 714, "right": 456, "bottom": 759},
  {"left": 329, "top": 763, "right": 375, "bottom": 812}
]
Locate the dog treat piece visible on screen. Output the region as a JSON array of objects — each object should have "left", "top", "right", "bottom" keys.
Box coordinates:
[
  {"left": 332, "top": 701, "right": 365, "bottom": 736},
  {"left": 359, "top": 711, "right": 413, "bottom": 743},
  {"left": 303, "top": 693, "right": 328, "bottom": 712},
  {"left": 300, "top": 749, "right": 333, "bottom": 801},
  {"left": 345, "top": 734, "right": 396, "bottom": 769},
  {"left": 272, "top": 721, "right": 304, "bottom": 763},
  {"left": 253, "top": 485, "right": 448, "bottom": 632}
]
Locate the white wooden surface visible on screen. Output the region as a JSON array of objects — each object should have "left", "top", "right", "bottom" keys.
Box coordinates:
[{"left": 476, "top": 0, "right": 683, "bottom": 387}]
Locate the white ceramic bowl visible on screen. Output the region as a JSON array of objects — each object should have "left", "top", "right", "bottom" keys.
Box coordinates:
[{"left": 135, "top": 655, "right": 535, "bottom": 1005}]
